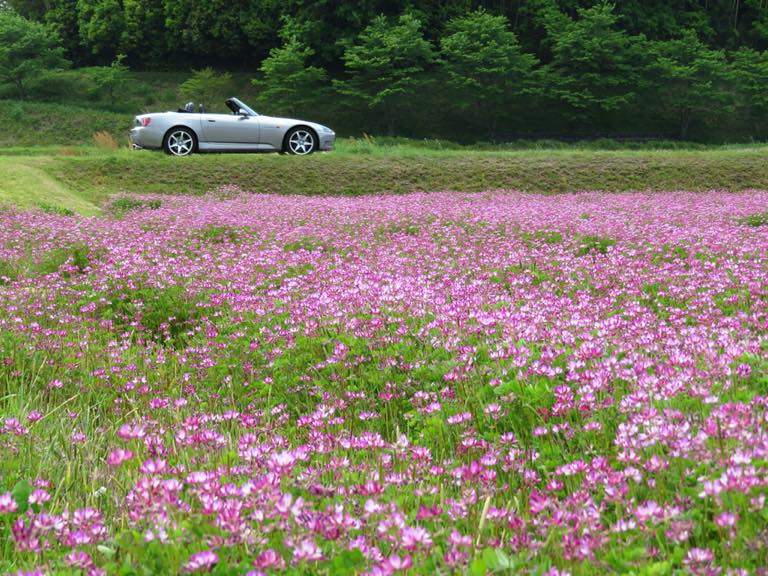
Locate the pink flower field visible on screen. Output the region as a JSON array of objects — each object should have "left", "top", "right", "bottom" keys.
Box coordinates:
[{"left": 0, "top": 189, "right": 767, "bottom": 575}]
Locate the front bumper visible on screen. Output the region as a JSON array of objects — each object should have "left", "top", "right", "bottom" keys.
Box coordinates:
[{"left": 319, "top": 133, "right": 336, "bottom": 151}]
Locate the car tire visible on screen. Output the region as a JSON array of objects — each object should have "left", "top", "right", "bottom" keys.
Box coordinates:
[
  {"left": 284, "top": 127, "right": 317, "bottom": 155},
  {"left": 164, "top": 127, "right": 196, "bottom": 157}
]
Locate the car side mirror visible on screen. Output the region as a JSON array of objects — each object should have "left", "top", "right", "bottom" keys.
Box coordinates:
[{"left": 238, "top": 108, "right": 249, "bottom": 117}]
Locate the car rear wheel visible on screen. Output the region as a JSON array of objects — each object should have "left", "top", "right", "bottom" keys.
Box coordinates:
[
  {"left": 285, "top": 128, "right": 316, "bottom": 155},
  {"left": 164, "top": 128, "right": 196, "bottom": 156}
]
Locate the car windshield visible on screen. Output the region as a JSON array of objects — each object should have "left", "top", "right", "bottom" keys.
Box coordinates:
[{"left": 225, "top": 98, "right": 258, "bottom": 116}]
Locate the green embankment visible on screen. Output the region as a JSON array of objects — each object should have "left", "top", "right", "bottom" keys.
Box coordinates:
[
  {"left": 1, "top": 145, "right": 767, "bottom": 215},
  {"left": 0, "top": 101, "right": 132, "bottom": 147},
  {"left": 0, "top": 156, "right": 100, "bottom": 215}
]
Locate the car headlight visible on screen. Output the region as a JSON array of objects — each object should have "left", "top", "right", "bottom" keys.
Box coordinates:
[{"left": 318, "top": 126, "right": 334, "bottom": 134}]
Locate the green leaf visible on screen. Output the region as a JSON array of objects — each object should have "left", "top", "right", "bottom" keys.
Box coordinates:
[
  {"left": 11, "top": 479, "right": 32, "bottom": 514},
  {"left": 97, "top": 544, "right": 116, "bottom": 557},
  {"left": 638, "top": 561, "right": 672, "bottom": 576},
  {"left": 482, "top": 548, "right": 515, "bottom": 571},
  {"left": 470, "top": 557, "right": 487, "bottom": 576},
  {"left": 483, "top": 548, "right": 500, "bottom": 569},
  {"left": 331, "top": 549, "right": 366, "bottom": 575}
]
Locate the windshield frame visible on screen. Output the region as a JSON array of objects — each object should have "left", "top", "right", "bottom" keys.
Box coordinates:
[{"left": 226, "top": 97, "right": 258, "bottom": 116}]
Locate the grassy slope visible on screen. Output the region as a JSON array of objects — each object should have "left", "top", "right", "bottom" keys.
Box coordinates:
[
  {"left": 2, "top": 144, "right": 768, "bottom": 215},
  {"left": 0, "top": 101, "right": 132, "bottom": 147},
  {"left": 0, "top": 156, "right": 100, "bottom": 215}
]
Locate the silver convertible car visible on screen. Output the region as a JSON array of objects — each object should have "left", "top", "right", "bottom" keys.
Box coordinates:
[{"left": 129, "top": 97, "right": 335, "bottom": 156}]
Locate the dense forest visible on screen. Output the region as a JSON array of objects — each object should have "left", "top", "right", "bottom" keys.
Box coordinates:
[{"left": 5, "top": 0, "right": 768, "bottom": 141}]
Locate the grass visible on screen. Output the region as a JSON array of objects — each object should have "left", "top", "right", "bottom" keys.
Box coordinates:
[
  {"left": 0, "top": 156, "right": 100, "bottom": 215},
  {"left": 0, "top": 101, "right": 132, "bottom": 147},
  {"left": 1, "top": 144, "right": 768, "bottom": 215}
]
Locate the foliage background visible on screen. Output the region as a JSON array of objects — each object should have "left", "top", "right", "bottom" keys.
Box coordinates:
[{"left": 5, "top": 0, "right": 768, "bottom": 141}]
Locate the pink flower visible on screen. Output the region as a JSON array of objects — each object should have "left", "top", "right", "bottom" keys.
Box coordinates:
[
  {"left": 401, "top": 526, "right": 433, "bottom": 550},
  {"left": 267, "top": 450, "right": 297, "bottom": 474},
  {"left": 139, "top": 458, "right": 167, "bottom": 475},
  {"left": 0, "top": 492, "right": 18, "bottom": 513},
  {"left": 735, "top": 363, "right": 752, "bottom": 378},
  {"left": 65, "top": 550, "right": 94, "bottom": 569},
  {"left": 446, "top": 412, "right": 472, "bottom": 425},
  {"left": 253, "top": 549, "right": 284, "bottom": 570},
  {"left": 448, "top": 530, "right": 472, "bottom": 548},
  {"left": 292, "top": 539, "right": 323, "bottom": 563},
  {"left": 715, "top": 511, "right": 738, "bottom": 528},
  {"left": 384, "top": 554, "right": 412, "bottom": 571},
  {"left": 685, "top": 547, "right": 715, "bottom": 565},
  {"left": 184, "top": 550, "right": 218, "bottom": 572},
  {"left": 29, "top": 489, "right": 50, "bottom": 506},
  {"left": 107, "top": 449, "right": 134, "bottom": 466}
]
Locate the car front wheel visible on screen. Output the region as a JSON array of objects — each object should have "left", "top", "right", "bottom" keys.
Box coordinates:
[
  {"left": 164, "top": 128, "right": 196, "bottom": 156},
  {"left": 285, "top": 128, "right": 316, "bottom": 155}
]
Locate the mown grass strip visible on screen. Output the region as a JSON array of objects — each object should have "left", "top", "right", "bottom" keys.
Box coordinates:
[
  {"left": 48, "top": 147, "right": 768, "bottom": 200},
  {"left": 2, "top": 146, "right": 768, "bottom": 215}
]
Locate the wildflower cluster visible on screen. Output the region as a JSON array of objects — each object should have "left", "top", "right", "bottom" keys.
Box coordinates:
[{"left": 0, "top": 190, "right": 766, "bottom": 574}]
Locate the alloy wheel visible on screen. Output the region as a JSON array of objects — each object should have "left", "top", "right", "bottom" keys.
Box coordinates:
[
  {"left": 288, "top": 130, "right": 315, "bottom": 155},
  {"left": 167, "top": 130, "right": 194, "bottom": 156}
]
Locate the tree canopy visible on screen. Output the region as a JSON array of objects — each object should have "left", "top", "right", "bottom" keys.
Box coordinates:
[
  {"left": 6, "top": 0, "right": 768, "bottom": 140},
  {"left": 441, "top": 10, "right": 537, "bottom": 138},
  {"left": 0, "top": 9, "right": 68, "bottom": 97},
  {"left": 336, "top": 14, "right": 435, "bottom": 135}
]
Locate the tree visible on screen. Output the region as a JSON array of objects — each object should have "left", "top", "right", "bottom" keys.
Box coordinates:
[
  {"left": 441, "top": 9, "right": 536, "bottom": 139},
  {"left": 119, "top": 0, "right": 168, "bottom": 65},
  {"left": 252, "top": 23, "right": 328, "bottom": 118},
  {"left": 76, "top": 0, "right": 125, "bottom": 61},
  {"left": 731, "top": 48, "right": 768, "bottom": 137},
  {"left": 336, "top": 13, "right": 435, "bottom": 135},
  {"left": 163, "top": 0, "right": 281, "bottom": 64},
  {"left": 6, "top": 0, "right": 46, "bottom": 19},
  {"left": 179, "top": 68, "right": 234, "bottom": 108},
  {"left": 42, "top": 0, "right": 84, "bottom": 62},
  {"left": 540, "top": 2, "right": 650, "bottom": 124},
  {"left": 283, "top": 0, "right": 392, "bottom": 69},
  {"left": 647, "top": 32, "right": 733, "bottom": 139},
  {"left": 87, "top": 53, "right": 129, "bottom": 107},
  {"left": 0, "top": 10, "right": 68, "bottom": 98}
]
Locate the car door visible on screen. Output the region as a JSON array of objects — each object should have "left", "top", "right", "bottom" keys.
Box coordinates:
[
  {"left": 200, "top": 113, "right": 260, "bottom": 145},
  {"left": 256, "top": 115, "right": 290, "bottom": 150}
]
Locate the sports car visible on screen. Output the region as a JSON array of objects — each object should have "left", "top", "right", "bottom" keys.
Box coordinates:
[{"left": 129, "top": 97, "right": 335, "bottom": 156}]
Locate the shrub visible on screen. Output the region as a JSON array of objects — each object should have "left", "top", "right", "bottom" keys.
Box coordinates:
[
  {"left": 179, "top": 68, "right": 234, "bottom": 107},
  {"left": 37, "top": 203, "right": 75, "bottom": 216},
  {"left": 0, "top": 259, "right": 19, "bottom": 285},
  {"left": 283, "top": 236, "right": 332, "bottom": 252},
  {"left": 742, "top": 210, "right": 768, "bottom": 227},
  {"left": 26, "top": 70, "right": 90, "bottom": 102},
  {"left": 110, "top": 196, "right": 162, "bottom": 213},
  {"left": 99, "top": 284, "right": 205, "bottom": 347},
  {"left": 575, "top": 234, "right": 616, "bottom": 256},
  {"left": 196, "top": 225, "right": 242, "bottom": 244},
  {"left": 36, "top": 243, "right": 95, "bottom": 277}
]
